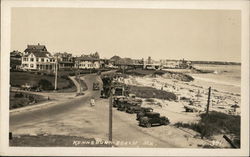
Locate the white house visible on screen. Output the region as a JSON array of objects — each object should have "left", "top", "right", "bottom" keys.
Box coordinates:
[
  {"left": 21, "top": 44, "right": 56, "bottom": 71},
  {"left": 54, "top": 52, "right": 75, "bottom": 70},
  {"left": 75, "top": 55, "right": 100, "bottom": 69}
]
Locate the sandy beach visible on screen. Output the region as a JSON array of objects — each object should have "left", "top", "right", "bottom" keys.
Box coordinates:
[{"left": 121, "top": 64, "right": 241, "bottom": 122}]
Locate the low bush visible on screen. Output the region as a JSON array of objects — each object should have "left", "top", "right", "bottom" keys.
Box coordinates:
[
  {"left": 128, "top": 85, "right": 177, "bottom": 101},
  {"left": 14, "top": 92, "right": 24, "bottom": 98},
  {"left": 174, "top": 111, "right": 240, "bottom": 147},
  {"left": 10, "top": 92, "right": 46, "bottom": 109},
  {"left": 38, "top": 79, "right": 54, "bottom": 90}
]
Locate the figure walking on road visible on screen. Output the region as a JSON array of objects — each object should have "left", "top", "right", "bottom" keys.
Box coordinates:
[{"left": 90, "top": 96, "right": 95, "bottom": 107}]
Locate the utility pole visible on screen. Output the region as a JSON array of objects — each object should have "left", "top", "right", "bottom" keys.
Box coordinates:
[
  {"left": 206, "top": 87, "right": 211, "bottom": 115},
  {"left": 54, "top": 58, "right": 58, "bottom": 91},
  {"left": 78, "top": 63, "right": 82, "bottom": 94},
  {"left": 201, "top": 87, "right": 212, "bottom": 139},
  {"left": 109, "top": 87, "right": 113, "bottom": 143}
]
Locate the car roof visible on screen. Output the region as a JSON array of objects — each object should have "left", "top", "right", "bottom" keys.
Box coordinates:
[
  {"left": 144, "top": 107, "right": 153, "bottom": 110},
  {"left": 145, "top": 112, "right": 160, "bottom": 115}
]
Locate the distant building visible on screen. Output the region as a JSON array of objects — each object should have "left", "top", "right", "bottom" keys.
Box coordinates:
[
  {"left": 21, "top": 44, "right": 55, "bottom": 71},
  {"left": 100, "top": 59, "right": 110, "bottom": 68},
  {"left": 162, "top": 60, "right": 179, "bottom": 69},
  {"left": 54, "top": 52, "right": 75, "bottom": 70},
  {"left": 75, "top": 55, "right": 100, "bottom": 69},
  {"left": 10, "top": 50, "right": 22, "bottom": 70},
  {"left": 179, "top": 59, "right": 192, "bottom": 69}
]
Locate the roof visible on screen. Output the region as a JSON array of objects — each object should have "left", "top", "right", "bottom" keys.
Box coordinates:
[
  {"left": 23, "top": 51, "right": 51, "bottom": 58},
  {"left": 24, "top": 44, "right": 51, "bottom": 58},
  {"left": 141, "top": 107, "right": 153, "bottom": 110},
  {"left": 25, "top": 44, "right": 47, "bottom": 52},
  {"left": 54, "top": 52, "right": 72, "bottom": 58},
  {"left": 77, "top": 55, "right": 99, "bottom": 61}
]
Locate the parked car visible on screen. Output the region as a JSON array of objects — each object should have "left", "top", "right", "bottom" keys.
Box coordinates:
[
  {"left": 117, "top": 100, "right": 138, "bottom": 111},
  {"left": 20, "top": 83, "right": 32, "bottom": 91},
  {"left": 113, "top": 96, "right": 127, "bottom": 107},
  {"left": 128, "top": 94, "right": 136, "bottom": 99},
  {"left": 139, "top": 112, "right": 170, "bottom": 128},
  {"left": 125, "top": 100, "right": 143, "bottom": 114},
  {"left": 136, "top": 107, "right": 154, "bottom": 120},
  {"left": 126, "top": 105, "right": 142, "bottom": 114}
]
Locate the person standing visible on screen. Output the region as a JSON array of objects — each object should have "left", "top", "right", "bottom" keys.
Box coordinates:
[{"left": 90, "top": 96, "right": 95, "bottom": 107}]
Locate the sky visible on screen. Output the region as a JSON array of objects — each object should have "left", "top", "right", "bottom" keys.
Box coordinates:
[{"left": 11, "top": 8, "right": 241, "bottom": 62}]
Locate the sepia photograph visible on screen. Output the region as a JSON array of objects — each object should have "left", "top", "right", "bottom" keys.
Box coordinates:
[{"left": 1, "top": 0, "right": 249, "bottom": 156}]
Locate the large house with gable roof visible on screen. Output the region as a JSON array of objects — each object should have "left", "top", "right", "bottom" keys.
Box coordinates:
[{"left": 21, "top": 44, "right": 56, "bottom": 71}]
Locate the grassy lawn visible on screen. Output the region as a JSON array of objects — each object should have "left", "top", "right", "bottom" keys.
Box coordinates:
[
  {"left": 10, "top": 71, "right": 76, "bottom": 92},
  {"left": 10, "top": 134, "right": 111, "bottom": 147},
  {"left": 174, "top": 111, "right": 240, "bottom": 148},
  {"left": 9, "top": 91, "right": 47, "bottom": 109}
]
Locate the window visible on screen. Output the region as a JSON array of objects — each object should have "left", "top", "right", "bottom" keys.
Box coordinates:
[
  {"left": 22, "top": 64, "right": 28, "bottom": 67},
  {"left": 30, "top": 58, "right": 34, "bottom": 62},
  {"left": 41, "top": 58, "right": 44, "bottom": 62},
  {"left": 36, "top": 58, "right": 39, "bottom": 62},
  {"left": 30, "top": 64, "right": 34, "bottom": 68}
]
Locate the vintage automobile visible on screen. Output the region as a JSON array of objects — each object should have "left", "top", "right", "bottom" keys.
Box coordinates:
[
  {"left": 20, "top": 83, "right": 32, "bottom": 91},
  {"left": 136, "top": 107, "right": 154, "bottom": 120},
  {"left": 117, "top": 100, "right": 139, "bottom": 111},
  {"left": 113, "top": 86, "right": 124, "bottom": 96},
  {"left": 128, "top": 94, "right": 136, "bottom": 99},
  {"left": 139, "top": 112, "right": 170, "bottom": 128},
  {"left": 126, "top": 105, "right": 142, "bottom": 114},
  {"left": 93, "top": 82, "right": 100, "bottom": 90},
  {"left": 113, "top": 96, "right": 127, "bottom": 107},
  {"left": 125, "top": 101, "right": 143, "bottom": 114}
]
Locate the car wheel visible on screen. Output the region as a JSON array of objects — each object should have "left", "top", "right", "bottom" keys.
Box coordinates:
[
  {"left": 146, "top": 122, "right": 151, "bottom": 128},
  {"left": 163, "top": 120, "right": 170, "bottom": 125}
]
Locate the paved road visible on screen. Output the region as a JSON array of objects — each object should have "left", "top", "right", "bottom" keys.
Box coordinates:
[
  {"left": 10, "top": 73, "right": 177, "bottom": 147},
  {"left": 10, "top": 74, "right": 100, "bottom": 128}
]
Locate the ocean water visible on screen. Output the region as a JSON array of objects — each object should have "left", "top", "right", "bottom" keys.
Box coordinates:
[
  {"left": 191, "top": 64, "right": 241, "bottom": 93},
  {"left": 192, "top": 64, "right": 241, "bottom": 86}
]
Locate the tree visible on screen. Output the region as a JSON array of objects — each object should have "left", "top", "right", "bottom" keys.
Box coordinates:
[{"left": 90, "top": 52, "right": 100, "bottom": 59}]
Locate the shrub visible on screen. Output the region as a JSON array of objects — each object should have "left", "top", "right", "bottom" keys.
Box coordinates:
[
  {"left": 128, "top": 85, "right": 177, "bottom": 101},
  {"left": 14, "top": 93, "right": 24, "bottom": 98},
  {"left": 38, "top": 79, "right": 54, "bottom": 90},
  {"left": 174, "top": 111, "right": 240, "bottom": 147}
]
